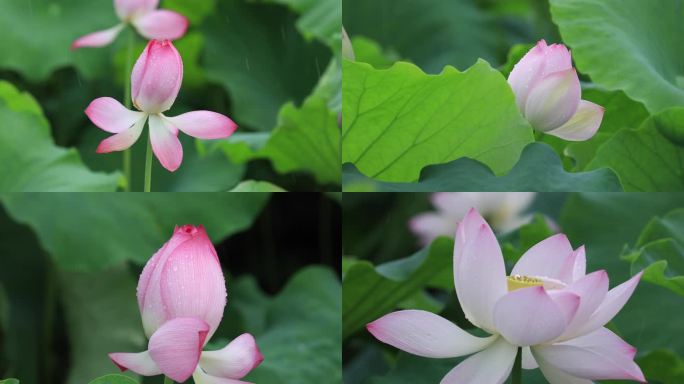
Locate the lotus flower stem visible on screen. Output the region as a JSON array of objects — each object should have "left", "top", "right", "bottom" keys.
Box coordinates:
[
  {"left": 511, "top": 347, "right": 522, "bottom": 384},
  {"left": 122, "top": 28, "right": 134, "bottom": 192},
  {"left": 144, "top": 132, "right": 153, "bottom": 192},
  {"left": 163, "top": 376, "right": 173, "bottom": 384}
]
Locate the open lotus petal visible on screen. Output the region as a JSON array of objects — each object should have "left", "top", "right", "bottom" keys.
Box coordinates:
[
  {"left": 109, "top": 350, "right": 161, "bottom": 376},
  {"left": 148, "top": 317, "right": 210, "bottom": 382},
  {"left": 366, "top": 310, "right": 496, "bottom": 358},
  {"left": 163, "top": 111, "right": 238, "bottom": 139},
  {"left": 96, "top": 117, "right": 146, "bottom": 153},
  {"left": 200, "top": 334, "right": 264, "bottom": 379},
  {"left": 133, "top": 9, "right": 188, "bottom": 40},
  {"left": 193, "top": 366, "right": 253, "bottom": 384},
  {"left": 533, "top": 328, "right": 646, "bottom": 382},
  {"left": 148, "top": 114, "right": 183, "bottom": 172},
  {"left": 71, "top": 24, "right": 124, "bottom": 49},
  {"left": 440, "top": 337, "right": 517, "bottom": 384},
  {"left": 85, "top": 97, "right": 146, "bottom": 134},
  {"left": 73, "top": 0, "right": 186, "bottom": 49}
]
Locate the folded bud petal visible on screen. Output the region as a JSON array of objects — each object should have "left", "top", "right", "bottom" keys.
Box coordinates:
[
  {"left": 524, "top": 68, "right": 581, "bottom": 132},
  {"left": 199, "top": 334, "right": 264, "bottom": 379},
  {"left": 508, "top": 40, "right": 573, "bottom": 114},
  {"left": 114, "top": 0, "right": 159, "bottom": 20},
  {"left": 149, "top": 114, "right": 183, "bottom": 171},
  {"left": 132, "top": 40, "right": 183, "bottom": 114},
  {"left": 71, "top": 24, "right": 124, "bottom": 50},
  {"left": 133, "top": 10, "right": 188, "bottom": 41},
  {"left": 163, "top": 111, "right": 238, "bottom": 140},
  {"left": 546, "top": 100, "right": 604, "bottom": 141},
  {"left": 96, "top": 117, "right": 147, "bottom": 153},
  {"left": 149, "top": 317, "right": 210, "bottom": 383},
  {"left": 85, "top": 97, "right": 147, "bottom": 134},
  {"left": 160, "top": 226, "right": 226, "bottom": 341},
  {"left": 109, "top": 350, "right": 162, "bottom": 376},
  {"left": 508, "top": 40, "right": 547, "bottom": 110},
  {"left": 138, "top": 225, "right": 225, "bottom": 337}
]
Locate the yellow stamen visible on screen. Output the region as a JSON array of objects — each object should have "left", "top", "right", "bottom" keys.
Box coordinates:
[{"left": 507, "top": 275, "right": 543, "bottom": 291}]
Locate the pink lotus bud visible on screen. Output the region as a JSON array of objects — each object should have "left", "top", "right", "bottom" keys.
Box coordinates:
[
  {"left": 109, "top": 225, "right": 263, "bottom": 382},
  {"left": 131, "top": 40, "right": 183, "bottom": 114},
  {"left": 508, "top": 40, "right": 604, "bottom": 141},
  {"left": 136, "top": 225, "right": 225, "bottom": 338}
]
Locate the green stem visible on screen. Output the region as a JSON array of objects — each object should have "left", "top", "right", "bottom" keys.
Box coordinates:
[
  {"left": 122, "top": 28, "right": 134, "bottom": 192},
  {"left": 144, "top": 132, "right": 153, "bottom": 192},
  {"left": 163, "top": 376, "right": 174, "bottom": 384},
  {"left": 511, "top": 347, "right": 522, "bottom": 384}
]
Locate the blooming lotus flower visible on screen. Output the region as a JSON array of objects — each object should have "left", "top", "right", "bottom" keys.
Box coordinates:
[
  {"left": 410, "top": 192, "right": 536, "bottom": 246},
  {"left": 86, "top": 39, "right": 237, "bottom": 171},
  {"left": 109, "top": 225, "right": 263, "bottom": 383},
  {"left": 72, "top": 0, "right": 188, "bottom": 49},
  {"left": 368, "top": 209, "right": 646, "bottom": 384},
  {"left": 508, "top": 40, "right": 604, "bottom": 141}
]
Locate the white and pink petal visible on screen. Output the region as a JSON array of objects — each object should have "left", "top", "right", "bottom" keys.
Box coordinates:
[
  {"left": 454, "top": 214, "right": 508, "bottom": 332},
  {"left": 193, "top": 366, "right": 253, "bottom": 384},
  {"left": 440, "top": 337, "right": 517, "bottom": 384},
  {"left": 109, "top": 350, "right": 162, "bottom": 376},
  {"left": 524, "top": 68, "right": 581, "bottom": 132},
  {"left": 199, "top": 333, "right": 263, "bottom": 379},
  {"left": 532, "top": 327, "right": 645, "bottom": 382},
  {"left": 493, "top": 286, "right": 577, "bottom": 346},
  {"left": 366, "top": 310, "right": 496, "bottom": 358},
  {"left": 148, "top": 114, "right": 183, "bottom": 172},
  {"left": 96, "top": 117, "right": 146, "bottom": 153},
  {"left": 163, "top": 111, "right": 237, "bottom": 140},
  {"left": 546, "top": 100, "right": 604, "bottom": 141},
  {"left": 71, "top": 24, "right": 124, "bottom": 49},
  {"left": 572, "top": 272, "right": 643, "bottom": 337},
  {"left": 86, "top": 97, "right": 146, "bottom": 134},
  {"left": 148, "top": 317, "right": 210, "bottom": 382}
]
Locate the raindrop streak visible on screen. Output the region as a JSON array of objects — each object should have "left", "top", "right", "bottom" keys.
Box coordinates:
[{"left": 245, "top": 57, "right": 251, "bottom": 71}]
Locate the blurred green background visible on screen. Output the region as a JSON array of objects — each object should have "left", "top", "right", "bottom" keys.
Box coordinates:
[
  {"left": 343, "top": 193, "right": 684, "bottom": 384},
  {"left": 0, "top": 192, "right": 341, "bottom": 384}
]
